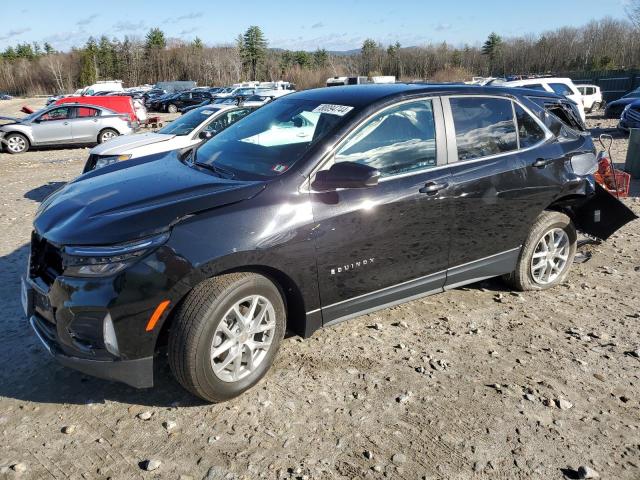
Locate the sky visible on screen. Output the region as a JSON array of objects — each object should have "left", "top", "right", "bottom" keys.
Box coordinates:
[{"left": 0, "top": 0, "right": 631, "bottom": 52}]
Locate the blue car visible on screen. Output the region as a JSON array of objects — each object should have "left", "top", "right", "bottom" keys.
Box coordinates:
[
  {"left": 605, "top": 87, "right": 640, "bottom": 119},
  {"left": 619, "top": 99, "right": 640, "bottom": 132}
]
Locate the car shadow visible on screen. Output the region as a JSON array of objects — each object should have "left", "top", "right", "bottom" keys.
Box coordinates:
[
  {"left": 23, "top": 181, "right": 66, "bottom": 202},
  {"left": 0, "top": 243, "right": 206, "bottom": 407}
]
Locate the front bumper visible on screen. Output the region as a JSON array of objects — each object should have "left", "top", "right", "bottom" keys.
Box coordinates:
[
  {"left": 22, "top": 238, "right": 192, "bottom": 389},
  {"left": 29, "top": 313, "right": 153, "bottom": 388}
]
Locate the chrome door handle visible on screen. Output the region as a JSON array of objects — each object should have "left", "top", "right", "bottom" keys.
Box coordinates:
[
  {"left": 63, "top": 121, "right": 69, "bottom": 125},
  {"left": 419, "top": 182, "right": 449, "bottom": 195}
]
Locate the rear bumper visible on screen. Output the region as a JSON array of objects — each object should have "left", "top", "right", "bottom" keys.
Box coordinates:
[{"left": 29, "top": 313, "right": 154, "bottom": 388}]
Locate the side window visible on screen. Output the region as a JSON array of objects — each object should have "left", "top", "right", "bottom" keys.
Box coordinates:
[
  {"left": 205, "top": 109, "right": 251, "bottom": 134},
  {"left": 449, "top": 97, "right": 517, "bottom": 161},
  {"left": 549, "top": 83, "right": 573, "bottom": 96},
  {"left": 514, "top": 104, "right": 546, "bottom": 148},
  {"left": 39, "top": 107, "right": 71, "bottom": 121},
  {"left": 76, "top": 107, "right": 100, "bottom": 118},
  {"left": 334, "top": 100, "right": 437, "bottom": 177}
]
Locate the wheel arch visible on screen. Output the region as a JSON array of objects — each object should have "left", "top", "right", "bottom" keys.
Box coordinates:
[
  {"left": 154, "top": 263, "right": 314, "bottom": 352},
  {"left": 2, "top": 130, "right": 33, "bottom": 146}
]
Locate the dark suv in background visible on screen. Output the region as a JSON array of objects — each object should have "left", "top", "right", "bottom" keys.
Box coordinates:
[{"left": 23, "top": 84, "right": 636, "bottom": 402}]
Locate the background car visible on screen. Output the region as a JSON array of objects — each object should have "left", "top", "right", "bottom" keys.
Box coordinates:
[
  {"left": 84, "top": 104, "right": 254, "bottom": 170},
  {"left": 156, "top": 91, "right": 213, "bottom": 113},
  {"left": 605, "top": 87, "right": 640, "bottom": 119},
  {"left": 577, "top": 84, "right": 603, "bottom": 112},
  {"left": 500, "top": 77, "right": 586, "bottom": 121},
  {"left": 618, "top": 100, "right": 640, "bottom": 132},
  {"left": 55, "top": 95, "right": 143, "bottom": 125},
  {"left": 0, "top": 104, "right": 133, "bottom": 154}
]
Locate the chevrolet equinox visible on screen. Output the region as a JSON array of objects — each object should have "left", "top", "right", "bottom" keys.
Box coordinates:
[{"left": 23, "top": 84, "right": 636, "bottom": 402}]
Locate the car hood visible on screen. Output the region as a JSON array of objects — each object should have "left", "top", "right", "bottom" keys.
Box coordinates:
[
  {"left": 35, "top": 151, "right": 266, "bottom": 246},
  {"left": 608, "top": 97, "right": 639, "bottom": 108},
  {"left": 91, "top": 132, "right": 176, "bottom": 155},
  {"left": 0, "top": 115, "right": 22, "bottom": 125}
]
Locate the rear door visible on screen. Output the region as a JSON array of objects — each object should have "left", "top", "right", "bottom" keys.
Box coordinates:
[
  {"left": 30, "top": 107, "right": 73, "bottom": 144},
  {"left": 69, "top": 106, "right": 102, "bottom": 143},
  {"left": 442, "top": 95, "right": 555, "bottom": 287},
  {"left": 310, "top": 98, "right": 453, "bottom": 324}
]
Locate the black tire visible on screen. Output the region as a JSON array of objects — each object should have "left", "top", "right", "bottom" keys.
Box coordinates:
[
  {"left": 167, "top": 104, "right": 178, "bottom": 114},
  {"left": 3, "top": 132, "right": 29, "bottom": 154},
  {"left": 503, "top": 211, "right": 577, "bottom": 291},
  {"left": 168, "top": 273, "right": 286, "bottom": 403},
  {"left": 98, "top": 128, "right": 118, "bottom": 144}
]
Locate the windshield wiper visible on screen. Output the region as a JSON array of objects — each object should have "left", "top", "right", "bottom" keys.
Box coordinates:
[{"left": 195, "top": 161, "right": 235, "bottom": 179}]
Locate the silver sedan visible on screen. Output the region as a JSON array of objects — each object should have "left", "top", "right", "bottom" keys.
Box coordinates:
[{"left": 0, "top": 104, "right": 134, "bottom": 154}]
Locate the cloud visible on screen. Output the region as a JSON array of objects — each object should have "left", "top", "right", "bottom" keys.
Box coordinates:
[
  {"left": 0, "top": 28, "right": 31, "bottom": 41},
  {"left": 113, "top": 21, "right": 146, "bottom": 32},
  {"left": 163, "top": 12, "right": 203, "bottom": 24},
  {"left": 435, "top": 23, "right": 452, "bottom": 31},
  {"left": 311, "top": 22, "right": 324, "bottom": 29},
  {"left": 42, "top": 29, "right": 90, "bottom": 50},
  {"left": 77, "top": 14, "right": 99, "bottom": 26},
  {"left": 179, "top": 27, "right": 199, "bottom": 35}
]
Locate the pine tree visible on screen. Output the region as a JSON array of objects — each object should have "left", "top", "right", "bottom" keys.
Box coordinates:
[
  {"left": 240, "top": 26, "right": 267, "bottom": 80},
  {"left": 482, "top": 32, "right": 503, "bottom": 74},
  {"left": 313, "top": 48, "right": 328, "bottom": 68},
  {"left": 192, "top": 37, "right": 204, "bottom": 49},
  {"left": 43, "top": 42, "right": 55, "bottom": 55},
  {"left": 145, "top": 28, "right": 166, "bottom": 51}
]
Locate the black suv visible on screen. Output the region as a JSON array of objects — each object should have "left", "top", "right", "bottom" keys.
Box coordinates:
[
  {"left": 157, "top": 90, "right": 213, "bottom": 113},
  {"left": 23, "top": 84, "right": 636, "bottom": 402}
]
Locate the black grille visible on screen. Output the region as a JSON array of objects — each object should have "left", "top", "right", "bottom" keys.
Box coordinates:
[
  {"left": 627, "top": 107, "right": 640, "bottom": 122},
  {"left": 30, "top": 232, "right": 63, "bottom": 285}
]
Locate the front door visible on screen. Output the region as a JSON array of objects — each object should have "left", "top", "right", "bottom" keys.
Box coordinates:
[
  {"left": 30, "top": 106, "right": 73, "bottom": 144},
  {"left": 310, "top": 98, "right": 452, "bottom": 324}
]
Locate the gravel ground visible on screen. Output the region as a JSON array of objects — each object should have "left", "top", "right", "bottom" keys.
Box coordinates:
[{"left": 0, "top": 100, "right": 639, "bottom": 480}]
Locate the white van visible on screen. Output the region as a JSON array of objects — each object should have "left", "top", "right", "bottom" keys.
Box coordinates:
[
  {"left": 81, "top": 80, "right": 125, "bottom": 96},
  {"left": 500, "top": 78, "right": 586, "bottom": 122}
]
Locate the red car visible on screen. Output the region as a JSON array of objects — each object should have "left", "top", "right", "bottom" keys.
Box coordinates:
[{"left": 55, "top": 96, "right": 139, "bottom": 125}]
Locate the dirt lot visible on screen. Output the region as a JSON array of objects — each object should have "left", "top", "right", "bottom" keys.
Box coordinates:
[{"left": 0, "top": 98, "right": 639, "bottom": 480}]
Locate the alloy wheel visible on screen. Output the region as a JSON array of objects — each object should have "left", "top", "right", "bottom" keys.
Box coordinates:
[
  {"left": 530, "top": 228, "right": 570, "bottom": 285},
  {"left": 210, "top": 295, "right": 277, "bottom": 382}
]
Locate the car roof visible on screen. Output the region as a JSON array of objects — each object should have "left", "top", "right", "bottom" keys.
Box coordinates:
[
  {"left": 286, "top": 83, "right": 560, "bottom": 107},
  {"left": 503, "top": 77, "right": 573, "bottom": 85}
]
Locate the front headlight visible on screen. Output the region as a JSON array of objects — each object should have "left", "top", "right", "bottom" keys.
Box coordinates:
[
  {"left": 62, "top": 232, "right": 170, "bottom": 277},
  {"left": 94, "top": 154, "right": 131, "bottom": 170}
]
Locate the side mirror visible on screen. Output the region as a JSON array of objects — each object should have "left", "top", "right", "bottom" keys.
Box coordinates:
[
  {"left": 199, "top": 130, "right": 214, "bottom": 140},
  {"left": 311, "top": 161, "right": 380, "bottom": 192}
]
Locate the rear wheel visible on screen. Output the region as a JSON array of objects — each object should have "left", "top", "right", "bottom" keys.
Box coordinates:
[
  {"left": 168, "top": 273, "right": 286, "bottom": 403},
  {"left": 98, "top": 128, "right": 118, "bottom": 144},
  {"left": 503, "top": 211, "right": 576, "bottom": 291},
  {"left": 167, "top": 104, "right": 178, "bottom": 114},
  {"left": 4, "top": 133, "right": 29, "bottom": 154}
]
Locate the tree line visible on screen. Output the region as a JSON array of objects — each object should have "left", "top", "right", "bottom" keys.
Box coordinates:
[{"left": 0, "top": 15, "right": 639, "bottom": 96}]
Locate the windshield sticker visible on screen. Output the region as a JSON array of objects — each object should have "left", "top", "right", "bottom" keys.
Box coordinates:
[
  {"left": 271, "top": 164, "right": 289, "bottom": 173},
  {"left": 312, "top": 104, "right": 354, "bottom": 116}
]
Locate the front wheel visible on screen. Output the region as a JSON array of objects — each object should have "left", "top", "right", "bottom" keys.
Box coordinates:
[
  {"left": 504, "top": 211, "right": 577, "bottom": 291},
  {"left": 167, "top": 104, "right": 178, "bottom": 113},
  {"left": 168, "top": 273, "right": 286, "bottom": 403},
  {"left": 4, "top": 133, "right": 29, "bottom": 154}
]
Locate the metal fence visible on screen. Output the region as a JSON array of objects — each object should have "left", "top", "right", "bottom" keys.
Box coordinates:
[{"left": 561, "top": 70, "right": 640, "bottom": 103}]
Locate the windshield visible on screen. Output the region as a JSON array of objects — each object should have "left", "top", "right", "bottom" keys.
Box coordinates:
[
  {"left": 195, "top": 98, "right": 356, "bottom": 179},
  {"left": 158, "top": 107, "right": 219, "bottom": 135}
]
